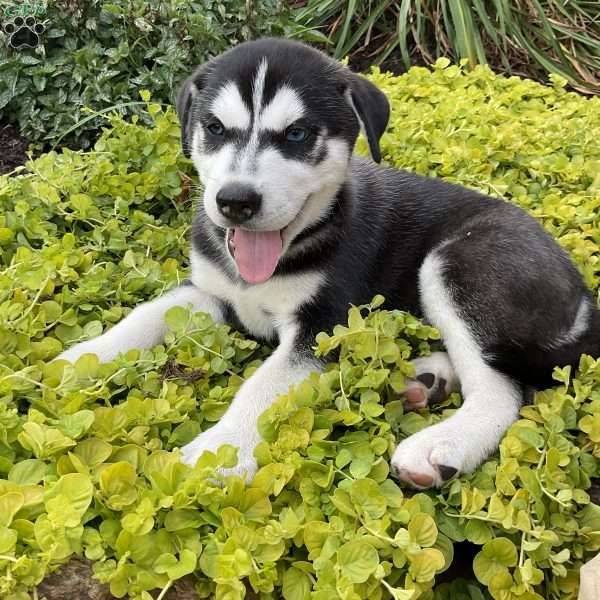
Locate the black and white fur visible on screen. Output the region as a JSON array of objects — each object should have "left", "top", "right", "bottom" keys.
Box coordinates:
[{"left": 59, "top": 39, "right": 600, "bottom": 489}]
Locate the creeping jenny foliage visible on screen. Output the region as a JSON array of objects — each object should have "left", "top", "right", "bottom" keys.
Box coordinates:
[{"left": 0, "top": 64, "right": 599, "bottom": 600}]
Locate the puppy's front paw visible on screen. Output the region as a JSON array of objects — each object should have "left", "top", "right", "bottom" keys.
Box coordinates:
[
  {"left": 179, "top": 426, "right": 259, "bottom": 481},
  {"left": 56, "top": 343, "right": 94, "bottom": 364},
  {"left": 390, "top": 425, "right": 465, "bottom": 489},
  {"left": 56, "top": 339, "right": 115, "bottom": 364}
]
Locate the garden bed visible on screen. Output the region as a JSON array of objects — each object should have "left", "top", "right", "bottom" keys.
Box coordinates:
[{"left": 0, "top": 64, "right": 598, "bottom": 600}]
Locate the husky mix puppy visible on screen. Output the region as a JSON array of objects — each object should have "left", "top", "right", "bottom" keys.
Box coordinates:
[{"left": 59, "top": 39, "right": 600, "bottom": 489}]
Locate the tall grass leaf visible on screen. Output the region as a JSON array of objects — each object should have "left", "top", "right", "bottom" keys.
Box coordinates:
[
  {"left": 340, "top": 0, "right": 390, "bottom": 57},
  {"left": 447, "top": 0, "right": 486, "bottom": 66},
  {"left": 397, "top": 0, "right": 413, "bottom": 69},
  {"left": 471, "top": 0, "right": 510, "bottom": 70},
  {"left": 334, "top": 0, "right": 358, "bottom": 57}
]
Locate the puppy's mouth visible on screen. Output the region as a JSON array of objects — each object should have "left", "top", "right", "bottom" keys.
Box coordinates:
[{"left": 227, "top": 228, "right": 283, "bottom": 285}]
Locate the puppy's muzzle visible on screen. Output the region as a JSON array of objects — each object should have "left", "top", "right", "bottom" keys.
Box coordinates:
[{"left": 216, "top": 183, "right": 262, "bottom": 224}]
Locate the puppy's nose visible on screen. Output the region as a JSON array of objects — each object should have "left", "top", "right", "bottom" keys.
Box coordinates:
[{"left": 216, "top": 183, "right": 262, "bottom": 224}]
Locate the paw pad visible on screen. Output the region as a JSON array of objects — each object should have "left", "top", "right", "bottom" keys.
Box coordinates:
[
  {"left": 3, "top": 16, "right": 45, "bottom": 50},
  {"left": 403, "top": 471, "right": 435, "bottom": 488},
  {"left": 402, "top": 374, "right": 449, "bottom": 410},
  {"left": 400, "top": 352, "right": 460, "bottom": 411},
  {"left": 391, "top": 462, "right": 459, "bottom": 489}
]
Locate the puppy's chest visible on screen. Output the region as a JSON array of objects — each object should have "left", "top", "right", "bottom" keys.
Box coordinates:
[
  {"left": 228, "top": 288, "right": 281, "bottom": 339},
  {"left": 224, "top": 280, "right": 318, "bottom": 339},
  {"left": 191, "top": 251, "right": 323, "bottom": 339}
]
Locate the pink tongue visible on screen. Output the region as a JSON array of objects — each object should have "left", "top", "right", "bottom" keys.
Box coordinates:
[{"left": 232, "top": 229, "right": 283, "bottom": 284}]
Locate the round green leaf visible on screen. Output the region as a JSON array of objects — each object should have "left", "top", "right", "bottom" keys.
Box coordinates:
[
  {"left": 337, "top": 540, "right": 379, "bottom": 583},
  {"left": 473, "top": 538, "right": 518, "bottom": 585},
  {"left": 408, "top": 512, "right": 438, "bottom": 547},
  {"left": 282, "top": 566, "right": 312, "bottom": 600}
]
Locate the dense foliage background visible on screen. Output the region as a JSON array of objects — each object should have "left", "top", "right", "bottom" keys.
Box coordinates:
[
  {"left": 0, "top": 0, "right": 322, "bottom": 150},
  {"left": 296, "top": 0, "right": 600, "bottom": 94},
  {"left": 1, "top": 0, "right": 599, "bottom": 153},
  {"left": 0, "top": 63, "right": 598, "bottom": 600}
]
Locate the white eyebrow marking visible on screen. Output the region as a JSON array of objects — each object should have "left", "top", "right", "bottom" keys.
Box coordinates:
[
  {"left": 252, "top": 58, "right": 268, "bottom": 120},
  {"left": 211, "top": 81, "right": 251, "bottom": 130},
  {"left": 237, "top": 58, "right": 269, "bottom": 174},
  {"left": 259, "top": 85, "right": 305, "bottom": 131}
]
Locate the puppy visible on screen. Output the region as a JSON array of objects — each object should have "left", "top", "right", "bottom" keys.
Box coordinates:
[{"left": 59, "top": 38, "right": 600, "bottom": 489}]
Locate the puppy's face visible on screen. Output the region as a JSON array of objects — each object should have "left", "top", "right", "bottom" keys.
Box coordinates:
[{"left": 178, "top": 39, "right": 389, "bottom": 284}]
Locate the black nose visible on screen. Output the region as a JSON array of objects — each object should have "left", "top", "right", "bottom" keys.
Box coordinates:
[{"left": 216, "top": 183, "right": 262, "bottom": 224}]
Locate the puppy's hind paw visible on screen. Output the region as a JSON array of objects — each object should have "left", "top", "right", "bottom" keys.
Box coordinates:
[{"left": 401, "top": 352, "right": 459, "bottom": 410}]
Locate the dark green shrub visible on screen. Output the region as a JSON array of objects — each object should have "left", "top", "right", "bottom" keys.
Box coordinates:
[{"left": 0, "top": 0, "right": 320, "bottom": 149}]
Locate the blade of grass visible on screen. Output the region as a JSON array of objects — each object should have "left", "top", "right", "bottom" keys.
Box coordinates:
[
  {"left": 375, "top": 36, "right": 400, "bottom": 65},
  {"left": 446, "top": 0, "right": 487, "bottom": 66},
  {"left": 414, "top": 0, "right": 425, "bottom": 49},
  {"left": 471, "top": 0, "right": 511, "bottom": 71},
  {"left": 289, "top": 27, "right": 333, "bottom": 43},
  {"left": 411, "top": 0, "right": 435, "bottom": 63},
  {"left": 528, "top": 0, "right": 575, "bottom": 71},
  {"left": 50, "top": 101, "right": 152, "bottom": 150},
  {"left": 334, "top": 0, "right": 358, "bottom": 57},
  {"left": 439, "top": 0, "right": 456, "bottom": 58},
  {"left": 397, "top": 0, "right": 413, "bottom": 69},
  {"left": 510, "top": 25, "right": 581, "bottom": 85},
  {"left": 296, "top": 0, "right": 341, "bottom": 25},
  {"left": 338, "top": 0, "right": 391, "bottom": 57}
]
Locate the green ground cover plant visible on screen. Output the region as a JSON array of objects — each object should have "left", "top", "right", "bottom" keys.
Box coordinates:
[{"left": 0, "top": 64, "right": 598, "bottom": 600}]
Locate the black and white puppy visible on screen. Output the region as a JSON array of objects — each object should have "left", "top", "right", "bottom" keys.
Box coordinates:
[{"left": 59, "top": 38, "right": 600, "bottom": 489}]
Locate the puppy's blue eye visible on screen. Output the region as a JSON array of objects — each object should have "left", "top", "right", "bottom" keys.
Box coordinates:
[
  {"left": 207, "top": 120, "right": 224, "bottom": 136},
  {"left": 285, "top": 126, "right": 308, "bottom": 143}
]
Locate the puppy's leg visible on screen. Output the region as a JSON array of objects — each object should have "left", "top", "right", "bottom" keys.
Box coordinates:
[
  {"left": 402, "top": 352, "right": 460, "bottom": 410},
  {"left": 391, "top": 250, "right": 522, "bottom": 488},
  {"left": 180, "top": 325, "right": 320, "bottom": 479},
  {"left": 58, "top": 283, "right": 224, "bottom": 363}
]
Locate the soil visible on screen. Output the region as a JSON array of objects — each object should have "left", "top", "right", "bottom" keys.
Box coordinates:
[
  {"left": 590, "top": 479, "right": 600, "bottom": 505},
  {"left": 0, "top": 120, "right": 30, "bottom": 175},
  {"left": 36, "top": 559, "right": 202, "bottom": 600}
]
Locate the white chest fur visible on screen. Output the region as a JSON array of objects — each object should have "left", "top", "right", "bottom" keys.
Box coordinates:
[{"left": 190, "top": 249, "right": 324, "bottom": 339}]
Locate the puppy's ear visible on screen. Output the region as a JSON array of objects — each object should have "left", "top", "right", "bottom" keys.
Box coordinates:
[
  {"left": 176, "top": 67, "right": 206, "bottom": 158},
  {"left": 345, "top": 73, "right": 390, "bottom": 163}
]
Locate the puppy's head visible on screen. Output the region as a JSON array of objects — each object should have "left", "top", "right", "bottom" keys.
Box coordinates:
[{"left": 177, "top": 38, "right": 389, "bottom": 284}]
